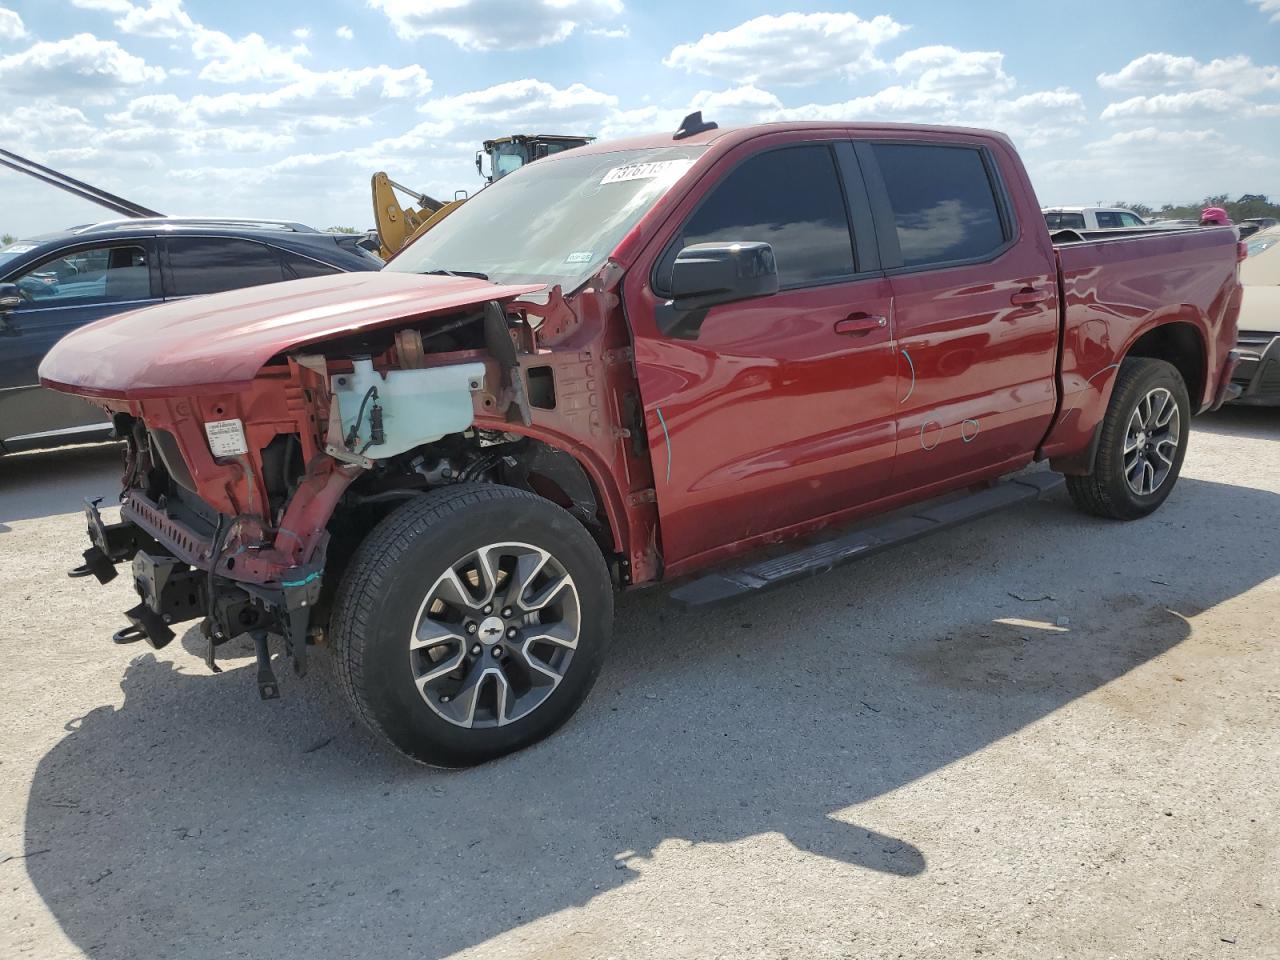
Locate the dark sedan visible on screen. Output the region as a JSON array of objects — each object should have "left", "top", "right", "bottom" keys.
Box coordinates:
[{"left": 0, "top": 218, "right": 380, "bottom": 454}]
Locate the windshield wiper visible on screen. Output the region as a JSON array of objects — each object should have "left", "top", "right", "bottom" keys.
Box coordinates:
[{"left": 422, "top": 268, "right": 490, "bottom": 281}]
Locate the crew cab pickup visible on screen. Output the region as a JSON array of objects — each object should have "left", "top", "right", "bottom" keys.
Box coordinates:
[{"left": 39, "top": 119, "right": 1242, "bottom": 766}]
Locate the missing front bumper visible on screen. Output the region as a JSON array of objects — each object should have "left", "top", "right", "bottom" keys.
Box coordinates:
[{"left": 68, "top": 497, "right": 325, "bottom": 691}]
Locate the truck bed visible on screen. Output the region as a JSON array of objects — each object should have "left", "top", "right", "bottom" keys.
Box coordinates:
[{"left": 1038, "top": 225, "right": 1241, "bottom": 468}]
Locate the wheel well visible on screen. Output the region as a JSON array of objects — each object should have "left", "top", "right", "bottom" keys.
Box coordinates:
[{"left": 1126, "top": 322, "right": 1205, "bottom": 407}]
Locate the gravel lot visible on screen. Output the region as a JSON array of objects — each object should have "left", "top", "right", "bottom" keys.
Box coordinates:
[{"left": 1, "top": 408, "right": 1277, "bottom": 960}]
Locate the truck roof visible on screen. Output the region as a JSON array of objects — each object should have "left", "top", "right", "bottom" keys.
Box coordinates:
[{"left": 560, "top": 121, "right": 1014, "bottom": 158}]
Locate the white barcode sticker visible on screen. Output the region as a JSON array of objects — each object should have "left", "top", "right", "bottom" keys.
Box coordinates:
[
  {"left": 204, "top": 418, "right": 248, "bottom": 458},
  {"left": 600, "top": 158, "right": 692, "bottom": 184}
]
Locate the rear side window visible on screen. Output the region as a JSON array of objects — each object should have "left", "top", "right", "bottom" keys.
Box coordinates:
[
  {"left": 166, "top": 237, "right": 284, "bottom": 296},
  {"left": 1045, "top": 212, "right": 1086, "bottom": 230},
  {"left": 1095, "top": 211, "right": 1123, "bottom": 229},
  {"left": 675, "top": 144, "right": 856, "bottom": 287},
  {"left": 278, "top": 249, "right": 340, "bottom": 279},
  {"left": 871, "top": 143, "right": 1007, "bottom": 267}
]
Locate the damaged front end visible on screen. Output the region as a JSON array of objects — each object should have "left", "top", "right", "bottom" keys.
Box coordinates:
[
  {"left": 48, "top": 270, "right": 657, "bottom": 700},
  {"left": 72, "top": 384, "right": 364, "bottom": 698}
]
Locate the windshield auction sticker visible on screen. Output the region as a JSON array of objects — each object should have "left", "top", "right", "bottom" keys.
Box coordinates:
[{"left": 600, "top": 158, "right": 692, "bottom": 185}]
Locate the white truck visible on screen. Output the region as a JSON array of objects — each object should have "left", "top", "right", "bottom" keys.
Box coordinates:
[{"left": 1042, "top": 206, "right": 1147, "bottom": 230}]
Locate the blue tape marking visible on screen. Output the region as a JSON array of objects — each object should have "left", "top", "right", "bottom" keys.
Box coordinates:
[
  {"left": 655, "top": 406, "right": 672, "bottom": 484},
  {"left": 281, "top": 571, "right": 320, "bottom": 588}
]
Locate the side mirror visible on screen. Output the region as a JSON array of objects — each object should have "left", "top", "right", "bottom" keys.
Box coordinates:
[
  {"left": 667, "top": 242, "right": 778, "bottom": 311},
  {"left": 0, "top": 282, "right": 21, "bottom": 311}
]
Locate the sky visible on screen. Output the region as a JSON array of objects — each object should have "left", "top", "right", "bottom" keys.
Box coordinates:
[{"left": 1, "top": 0, "right": 1278, "bottom": 238}]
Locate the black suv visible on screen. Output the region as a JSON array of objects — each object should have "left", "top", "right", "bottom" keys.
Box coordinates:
[{"left": 0, "top": 218, "right": 381, "bottom": 454}]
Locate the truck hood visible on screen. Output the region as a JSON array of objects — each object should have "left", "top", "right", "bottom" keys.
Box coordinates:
[
  {"left": 1239, "top": 284, "right": 1280, "bottom": 335},
  {"left": 39, "top": 271, "right": 544, "bottom": 398}
]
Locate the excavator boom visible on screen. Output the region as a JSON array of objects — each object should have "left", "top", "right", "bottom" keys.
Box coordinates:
[
  {"left": 0, "top": 148, "right": 163, "bottom": 219},
  {"left": 369, "top": 171, "right": 465, "bottom": 261}
]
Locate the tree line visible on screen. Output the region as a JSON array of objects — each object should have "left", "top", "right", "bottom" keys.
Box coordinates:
[{"left": 1113, "top": 194, "right": 1280, "bottom": 222}]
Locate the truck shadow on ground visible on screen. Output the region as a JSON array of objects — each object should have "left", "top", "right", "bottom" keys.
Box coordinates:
[
  {"left": 0, "top": 443, "right": 120, "bottom": 530},
  {"left": 21, "top": 470, "right": 1280, "bottom": 960},
  {"left": 1192, "top": 404, "right": 1279, "bottom": 440}
]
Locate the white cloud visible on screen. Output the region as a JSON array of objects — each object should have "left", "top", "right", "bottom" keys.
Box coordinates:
[
  {"left": 1033, "top": 124, "right": 1280, "bottom": 206},
  {"left": 892, "top": 46, "right": 1013, "bottom": 95},
  {"left": 0, "top": 34, "right": 165, "bottom": 93},
  {"left": 1101, "top": 89, "right": 1246, "bottom": 119},
  {"left": 587, "top": 25, "right": 629, "bottom": 39},
  {"left": 114, "top": 0, "right": 195, "bottom": 39},
  {"left": 368, "top": 0, "right": 623, "bottom": 51},
  {"left": 0, "top": 100, "right": 95, "bottom": 145},
  {"left": 0, "top": 6, "right": 26, "bottom": 41},
  {"left": 1098, "top": 52, "right": 1280, "bottom": 96},
  {"left": 292, "top": 27, "right": 311, "bottom": 40},
  {"left": 111, "top": 64, "right": 432, "bottom": 129},
  {"left": 417, "top": 78, "right": 615, "bottom": 131},
  {"left": 1250, "top": 0, "right": 1280, "bottom": 23},
  {"left": 336, "top": 25, "right": 354, "bottom": 40},
  {"left": 70, "top": 0, "right": 134, "bottom": 12},
  {"left": 191, "top": 29, "right": 311, "bottom": 84},
  {"left": 664, "top": 11, "right": 906, "bottom": 86}
]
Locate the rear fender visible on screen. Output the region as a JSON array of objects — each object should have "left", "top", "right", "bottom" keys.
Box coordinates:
[{"left": 1043, "top": 311, "right": 1207, "bottom": 474}]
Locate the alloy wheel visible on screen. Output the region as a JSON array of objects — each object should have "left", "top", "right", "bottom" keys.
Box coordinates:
[
  {"left": 409, "top": 542, "right": 580, "bottom": 728},
  {"left": 1123, "top": 386, "right": 1181, "bottom": 496}
]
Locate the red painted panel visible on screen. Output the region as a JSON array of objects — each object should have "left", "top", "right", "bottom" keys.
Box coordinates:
[
  {"left": 1040, "top": 226, "right": 1241, "bottom": 469},
  {"left": 38, "top": 271, "right": 543, "bottom": 398},
  {"left": 888, "top": 259, "right": 1060, "bottom": 489},
  {"left": 630, "top": 279, "right": 898, "bottom": 564}
]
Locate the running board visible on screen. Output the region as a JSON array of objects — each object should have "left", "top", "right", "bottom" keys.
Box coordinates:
[{"left": 668, "top": 472, "right": 1065, "bottom": 606}]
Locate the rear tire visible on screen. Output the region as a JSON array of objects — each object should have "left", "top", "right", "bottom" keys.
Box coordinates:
[
  {"left": 1066, "top": 357, "right": 1190, "bottom": 520},
  {"left": 330, "top": 484, "right": 612, "bottom": 766}
]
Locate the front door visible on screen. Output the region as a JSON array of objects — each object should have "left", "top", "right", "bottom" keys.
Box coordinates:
[
  {"left": 0, "top": 240, "right": 159, "bottom": 448},
  {"left": 624, "top": 136, "right": 898, "bottom": 571}
]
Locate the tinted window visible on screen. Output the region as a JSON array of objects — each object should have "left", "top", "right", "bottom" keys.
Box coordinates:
[
  {"left": 1095, "top": 211, "right": 1123, "bottom": 229},
  {"left": 167, "top": 237, "right": 284, "bottom": 296},
  {"left": 676, "top": 144, "right": 855, "bottom": 287},
  {"left": 872, "top": 143, "right": 1006, "bottom": 267},
  {"left": 1045, "top": 212, "right": 1086, "bottom": 230},
  {"left": 14, "top": 244, "right": 150, "bottom": 305},
  {"left": 279, "top": 249, "right": 340, "bottom": 279}
]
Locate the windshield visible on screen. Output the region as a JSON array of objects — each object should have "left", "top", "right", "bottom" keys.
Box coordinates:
[
  {"left": 0, "top": 242, "right": 38, "bottom": 268},
  {"left": 1246, "top": 231, "right": 1279, "bottom": 258},
  {"left": 388, "top": 145, "right": 705, "bottom": 288}
]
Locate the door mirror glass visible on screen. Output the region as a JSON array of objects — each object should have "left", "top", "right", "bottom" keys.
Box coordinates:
[
  {"left": 668, "top": 241, "right": 778, "bottom": 309},
  {"left": 0, "top": 282, "right": 23, "bottom": 310}
]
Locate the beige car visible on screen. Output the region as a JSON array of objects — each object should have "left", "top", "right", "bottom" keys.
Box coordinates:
[{"left": 1232, "top": 226, "right": 1280, "bottom": 405}]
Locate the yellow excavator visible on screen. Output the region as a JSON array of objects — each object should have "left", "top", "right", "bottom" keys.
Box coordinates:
[{"left": 370, "top": 133, "right": 594, "bottom": 261}]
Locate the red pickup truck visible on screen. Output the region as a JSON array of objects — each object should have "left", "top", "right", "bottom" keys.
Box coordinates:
[{"left": 40, "top": 118, "right": 1242, "bottom": 766}]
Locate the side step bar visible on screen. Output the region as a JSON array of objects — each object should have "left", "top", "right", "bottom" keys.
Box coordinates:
[{"left": 668, "top": 472, "right": 1065, "bottom": 606}]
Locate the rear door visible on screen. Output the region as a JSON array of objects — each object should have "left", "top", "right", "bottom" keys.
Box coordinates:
[
  {"left": 623, "top": 134, "right": 898, "bottom": 570},
  {"left": 857, "top": 138, "right": 1060, "bottom": 494},
  {"left": 0, "top": 238, "right": 160, "bottom": 447},
  {"left": 159, "top": 235, "right": 287, "bottom": 299}
]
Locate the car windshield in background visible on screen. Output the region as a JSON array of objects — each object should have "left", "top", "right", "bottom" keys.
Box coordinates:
[
  {"left": 386, "top": 146, "right": 706, "bottom": 289},
  {"left": 0, "top": 242, "right": 38, "bottom": 267},
  {"left": 1246, "top": 231, "right": 1279, "bottom": 257}
]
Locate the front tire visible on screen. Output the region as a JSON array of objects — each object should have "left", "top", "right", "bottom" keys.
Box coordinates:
[
  {"left": 330, "top": 485, "right": 612, "bottom": 766},
  {"left": 1066, "top": 357, "right": 1190, "bottom": 520}
]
